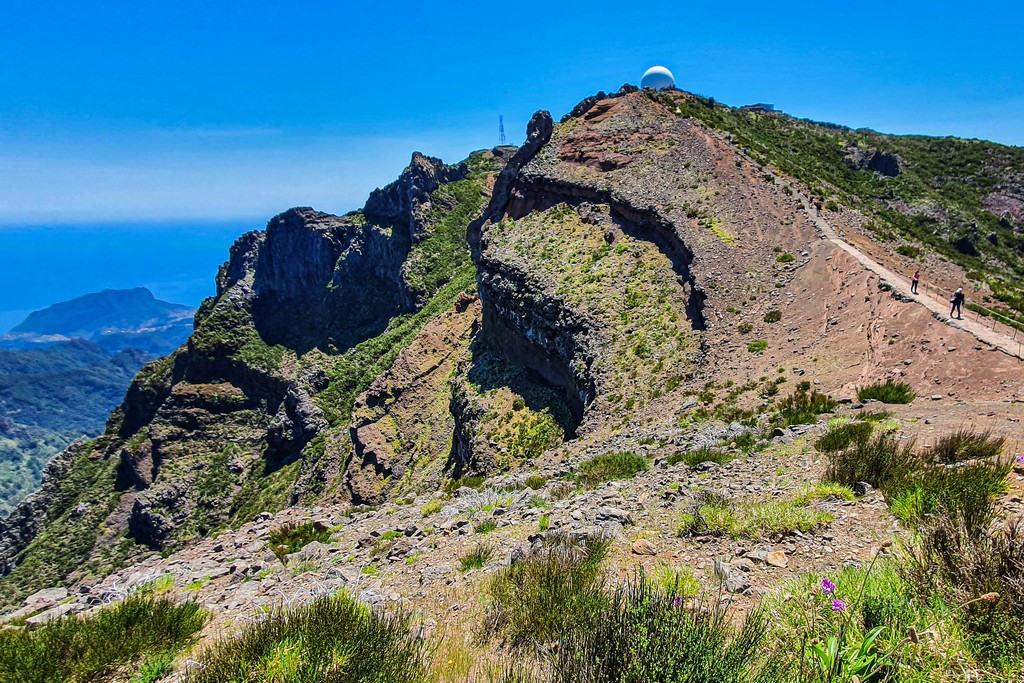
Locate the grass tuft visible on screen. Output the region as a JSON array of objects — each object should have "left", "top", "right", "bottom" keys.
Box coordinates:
[
  {"left": 459, "top": 544, "right": 494, "bottom": 571},
  {"left": 485, "top": 532, "right": 610, "bottom": 648},
  {"left": 576, "top": 451, "right": 649, "bottom": 488},
  {"left": 857, "top": 380, "right": 917, "bottom": 404},
  {"left": 0, "top": 594, "right": 205, "bottom": 683},
  {"left": 676, "top": 492, "right": 831, "bottom": 539},
  {"left": 184, "top": 593, "right": 423, "bottom": 683},
  {"left": 267, "top": 521, "right": 332, "bottom": 565}
]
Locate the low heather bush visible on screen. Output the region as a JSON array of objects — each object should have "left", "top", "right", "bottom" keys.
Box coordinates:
[
  {"left": 824, "top": 431, "right": 917, "bottom": 493},
  {"left": 542, "top": 577, "right": 787, "bottom": 683},
  {"left": 903, "top": 516, "right": 1024, "bottom": 667},
  {"left": 931, "top": 428, "right": 1006, "bottom": 465},
  {"left": 485, "top": 532, "right": 610, "bottom": 647},
  {"left": 826, "top": 429, "right": 1009, "bottom": 532},
  {"left": 184, "top": 593, "right": 424, "bottom": 683},
  {"left": 0, "top": 594, "right": 205, "bottom": 683},
  {"left": 775, "top": 389, "right": 840, "bottom": 427},
  {"left": 815, "top": 421, "right": 873, "bottom": 452},
  {"left": 857, "top": 380, "right": 916, "bottom": 404},
  {"left": 577, "top": 451, "right": 649, "bottom": 488}
]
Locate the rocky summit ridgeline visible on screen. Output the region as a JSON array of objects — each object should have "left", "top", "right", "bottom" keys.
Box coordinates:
[{"left": 2, "top": 83, "right": 1024, "bottom": 632}]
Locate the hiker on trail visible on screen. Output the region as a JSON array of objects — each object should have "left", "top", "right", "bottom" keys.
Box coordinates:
[
  {"left": 911, "top": 270, "right": 920, "bottom": 294},
  {"left": 950, "top": 287, "right": 965, "bottom": 319}
]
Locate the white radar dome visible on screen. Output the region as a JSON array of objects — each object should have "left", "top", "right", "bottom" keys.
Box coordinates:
[{"left": 641, "top": 65, "right": 675, "bottom": 91}]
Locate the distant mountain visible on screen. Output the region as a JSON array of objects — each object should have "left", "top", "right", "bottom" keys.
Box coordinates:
[
  {"left": 0, "top": 289, "right": 195, "bottom": 515},
  {"left": 3, "top": 288, "right": 195, "bottom": 355}
]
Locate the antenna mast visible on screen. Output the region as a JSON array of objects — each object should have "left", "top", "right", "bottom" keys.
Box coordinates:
[{"left": 498, "top": 115, "right": 506, "bottom": 146}]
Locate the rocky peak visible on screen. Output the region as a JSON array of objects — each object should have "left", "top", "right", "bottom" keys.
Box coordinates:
[{"left": 364, "top": 153, "right": 469, "bottom": 242}]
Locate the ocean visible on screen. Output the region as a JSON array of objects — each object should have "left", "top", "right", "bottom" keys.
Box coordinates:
[{"left": 0, "top": 221, "right": 260, "bottom": 332}]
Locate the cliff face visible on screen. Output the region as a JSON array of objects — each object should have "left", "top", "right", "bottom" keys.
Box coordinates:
[{"left": 0, "top": 152, "right": 494, "bottom": 603}]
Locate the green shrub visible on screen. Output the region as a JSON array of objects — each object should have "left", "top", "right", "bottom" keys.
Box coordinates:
[
  {"left": 762, "top": 310, "right": 782, "bottom": 323},
  {"left": 485, "top": 533, "right": 610, "bottom": 647},
  {"left": 459, "top": 544, "right": 494, "bottom": 571},
  {"left": 931, "top": 428, "right": 1006, "bottom": 464},
  {"left": 827, "top": 429, "right": 1009, "bottom": 533},
  {"left": 738, "top": 323, "right": 754, "bottom": 334},
  {"left": 775, "top": 389, "right": 840, "bottom": 426},
  {"left": 473, "top": 519, "right": 498, "bottom": 534},
  {"left": 747, "top": 340, "right": 768, "bottom": 353},
  {"left": 420, "top": 499, "right": 444, "bottom": 517},
  {"left": 890, "top": 459, "right": 1009, "bottom": 533},
  {"left": 824, "top": 431, "right": 917, "bottom": 493},
  {"left": 667, "top": 448, "right": 734, "bottom": 467},
  {"left": 524, "top": 474, "right": 547, "bottom": 490},
  {"left": 857, "top": 380, "right": 917, "bottom": 404},
  {"left": 443, "top": 475, "right": 486, "bottom": 493},
  {"left": 903, "top": 516, "right": 1024, "bottom": 667},
  {"left": 267, "top": 521, "right": 332, "bottom": 565},
  {"left": 577, "top": 451, "right": 649, "bottom": 488},
  {"left": 776, "top": 253, "right": 795, "bottom": 263},
  {"left": 539, "top": 577, "right": 788, "bottom": 683},
  {"left": 184, "top": 593, "right": 424, "bottom": 683},
  {"left": 0, "top": 594, "right": 206, "bottom": 683},
  {"left": 815, "top": 421, "right": 873, "bottom": 452}
]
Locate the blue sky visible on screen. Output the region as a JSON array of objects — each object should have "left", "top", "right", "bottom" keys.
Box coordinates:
[{"left": 2, "top": 0, "right": 1023, "bottom": 224}]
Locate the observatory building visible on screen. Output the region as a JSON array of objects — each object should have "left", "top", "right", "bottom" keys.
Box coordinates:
[{"left": 640, "top": 66, "right": 675, "bottom": 91}]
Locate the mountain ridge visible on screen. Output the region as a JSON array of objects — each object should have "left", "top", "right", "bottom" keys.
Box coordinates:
[{"left": 1, "top": 85, "right": 1022, "bottom": 637}]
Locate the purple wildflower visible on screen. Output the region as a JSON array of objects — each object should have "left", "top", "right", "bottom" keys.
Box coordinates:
[
  {"left": 671, "top": 596, "right": 685, "bottom": 609},
  {"left": 831, "top": 599, "right": 847, "bottom": 612},
  {"left": 821, "top": 577, "right": 836, "bottom": 595},
  {"left": 1016, "top": 454, "right": 1024, "bottom": 464}
]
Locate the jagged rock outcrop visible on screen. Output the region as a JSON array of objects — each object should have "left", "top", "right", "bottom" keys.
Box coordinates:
[
  {"left": 246, "top": 207, "right": 410, "bottom": 353},
  {"left": 845, "top": 145, "right": 901, "bottom": 177},
  {"left": 0, "top": 442, "right": 83, "bottom": 575},
  {"left": 365, "top": 153, "right": 469, "bottom": 242}
]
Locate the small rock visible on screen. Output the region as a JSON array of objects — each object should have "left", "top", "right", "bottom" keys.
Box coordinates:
[
  {"left": 24, "top": 587, "right": 68, "bottom": 607},
  {"left": 733, "top": 558, "right": 755, "bottom": 572},
  {"left": 631, "top": 539, "right": 658, "bottom": 556},
  {"left": 595, "top": 507, "right": 634, "bottom": 526},
  {"left": 853, "top": 481, "right": 874, "bottom": 496},
  {"left": 714, "top": 559, "right": 752, "bottom": 594},
  {"left": 931, "top": 395, "right": 943, "bottom": 401}
]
